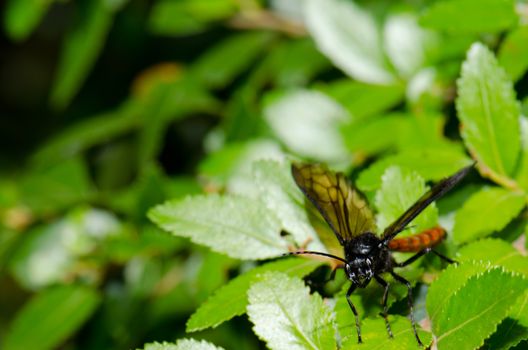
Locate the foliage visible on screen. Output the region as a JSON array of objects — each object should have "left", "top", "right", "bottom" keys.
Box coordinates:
[{"left": 2, "top": 0, "right": 528, "bottom": 350}]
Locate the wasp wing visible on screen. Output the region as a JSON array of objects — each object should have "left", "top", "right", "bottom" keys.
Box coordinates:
[
  {"left": 292, "top": 163, "right": 376, "bottom": 245},
  {"left": 382, "top": 164, "right": 473, "bottom": 243}
]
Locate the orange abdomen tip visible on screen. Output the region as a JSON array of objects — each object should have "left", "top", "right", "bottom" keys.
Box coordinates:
[{"left": 388, "top": 226, "right": 446, "bottom": 253}]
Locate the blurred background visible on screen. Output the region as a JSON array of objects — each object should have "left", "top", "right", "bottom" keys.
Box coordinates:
[{"left": 1, "top": 0, "right": 527, "bottom": 349}]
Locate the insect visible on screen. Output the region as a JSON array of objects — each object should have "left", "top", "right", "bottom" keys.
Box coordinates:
[{"left": 288, "top": 162, "right": 472, "bottom": 346}]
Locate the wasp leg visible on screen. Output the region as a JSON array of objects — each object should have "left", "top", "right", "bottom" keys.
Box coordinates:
[
  {"left": 346, "top": 283, "right": 362, "bottom": 343},
  {"left": 374, "top": 275, "right": 393, "bottom": 338},
  {"left": 390, "top": 271, "right": 423, "bottom": 347},
  {"left": 431, "top": 250, "right": 456, "bottom": 264},
  {"left": 394, "top": 248, "right": 455, "bottom": 267},
  {"left": 394, "top": 248, "right": 431, "bottom": 267}
]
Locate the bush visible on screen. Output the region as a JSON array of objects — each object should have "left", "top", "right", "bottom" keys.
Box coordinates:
[{"left": 1, "top": 0, "right": 527, "bottom": 349}]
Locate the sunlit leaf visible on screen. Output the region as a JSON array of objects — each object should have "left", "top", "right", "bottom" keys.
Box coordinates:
[
  {"left": 149, "top": 194, "right": 287, "bottom": 260},
  {"left": 305, "top": 0, "right": 395, "bottom": 84},
  {"left": 515, "top": 117, "right": 528, "bottom": 191},
  {"left": 456, "top": 43, "right": 521, "bottom": 181},
  {"left": 247, "top": 272, "right": 336, "bottom": 350},
  {"left": 263, "top": 89, "right": 350, "bottom": 164},
  {"left": 375, "top": 166, "right": 437, "bottom": 235},
  {"left": 383, "top": 12, "right": 438, "bottom": 78}
]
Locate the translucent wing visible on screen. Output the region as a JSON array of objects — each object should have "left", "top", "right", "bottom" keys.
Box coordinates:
[
  {"left": 292, "top": 162, "right": 376, "bottom": 245},
  {"left": 382, "top": 164, "right": 473, "bottom": 243}
]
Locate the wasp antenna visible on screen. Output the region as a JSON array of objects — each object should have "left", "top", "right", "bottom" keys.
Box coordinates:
[{"left": 284, "top": 250, "right": 348, "bottom": 264}]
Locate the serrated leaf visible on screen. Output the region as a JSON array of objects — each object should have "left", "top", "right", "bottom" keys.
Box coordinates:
[
  {"left": 317, "top": 80, "right": 404, "bottom": 119},
  {"left": 488, "top": 320, "right": 528, "bottom": 350},
  {"left": 139, "top": 339, "right": 224, "bottom": 350},
  {"left": 499, "top": 25, "right": 528, "bottom": 82},
  {"left": 458, "top": 238, "right": 528, "bottom": 276},
  {"left": 263, "top": 89, "right": 350, "bottom": 164},
  {"left": 248, "top": 160, "right": 327, "bottom": 252},
  {"left": 453, "top": 187, "right": 525, "bottom": 244},
  {"left": 186, "top": 258, "right": 322, "bottom": 332},
  {"left": 341, "top": 316, "right": 432, "bottom": 349},
  {"left": 432, "top": 268, "right": 528, "bottom": 350},
  {"left": 304, "top": 0, "right": 395, "bottom": 84},
  {"left": 3, "top": 285, "right": 101, "bottom": 350},
  {"left": 375, "top": 166, "right": 437, "bottom": 235},
  {"left": 4, "top": 0, "right": 52, "bottom": 41},
  {"left": 149, "top": 194, "right": 287, "bottom": 260},
  {"left": 357, "top": 147, "right": 471, "bottom": 192},
  {"left": 420, "top": 0, "right": 517, "bottom": 34},
  {"left": 49, "top": 0, "right": 115, "bottom": 110},
  {"left": 426, "top": 261, "right": 489, "bottom": 322},
  {"left": 247, "top": 272, "right": 336, "bottom": 350},
  {"left": 456, "top": 43, "right": 521, "bottom": 181}
]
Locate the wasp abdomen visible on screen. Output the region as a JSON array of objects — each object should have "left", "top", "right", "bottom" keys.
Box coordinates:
[{"left": 388, "top": 226, "right": 446, "bottom": 252}]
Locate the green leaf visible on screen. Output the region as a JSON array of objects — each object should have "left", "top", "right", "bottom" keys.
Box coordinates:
[
  {"left": 375, "top": 166, "right": 437, "bottom": 235},
  {"left": 317, "top": 80, "right": 404, "bottom": 119},
  {"left": 426, "top": 261, "right": 489, "bottom": 322},
  {"left": 499, "top": 25, "right": 528, "bottom": 82},
  {"left": 456, "top": 43, "right": 521, "bottom": 181},
  {"left": 247, "top": 272, "right": 336, "bottom": 350},
  {"left": 148, "top": 0, "right": 236, "bottom": 36},
  {"left": 515, "top": 117, "right": 528, "bottom": 191},
  {"left": 420, "top": 0, "right": 517, "bottom": 34},
  {"left": 486, "top": 276, "right": 528, "bottom": 349},
  {"left": 139, "top": 339, "right": 224, "bottom": 350},
  {"left": 263, "top": 89, "right": 350, "bottom": 164},
  {"left": 19, "top": 157, "right": 93, "bottom": 216},
  {"left": 186, "top": 258, "right": 322, "bottom": 332},
  {"left": 247, "top": 160, "right": 327, "bottom": 252},
  {"left": 431, "top": 268, "right": 528, "bottom": 350},
  {"left": 190, "top": 32, "right": 274, "bottom": 89},
  {"left": 198, "top": 139, "right": 284, "bottom": 190},
  {"left": 3, "top": 0, "right": 52, "bottom": 41},
  {"left": 341, "top": 316, "right": 432, "bottom": 349},
  {"left": 383, "top": 12, "right": 438, "bottom": 78},
  {"left": 29, "top": 105, "right": 138, "bottom": 167},
  {"left": 305, "top": 0, "right": 395, "bottom": 84},
  {"left": 453, "top": 187, "right": 525, "bottom": 244},
  {"left": 341, "top": 114, "right": 403, "bottom": 155},
  {"left": 49, "top": 0, "right": 115, "bottom": 110},
  {"left": 268, "top": 39, "right": 331, "bottom": 87},
  {"left": 356, "top": 147, "right": 472, "bottom": 192},
  {"left": 148, "top": 194, "right": 287, "bottom": 260},
  {"left": 458, "top": 238, "right": 528, "bottom": 276},
  {"left": 3, "top": 285, "right": 101, "bottom": 350}
]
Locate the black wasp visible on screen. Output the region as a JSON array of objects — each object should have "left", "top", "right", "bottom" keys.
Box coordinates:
[{"left": 288, "top": 162, "right": 472, "bottom": 346}]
